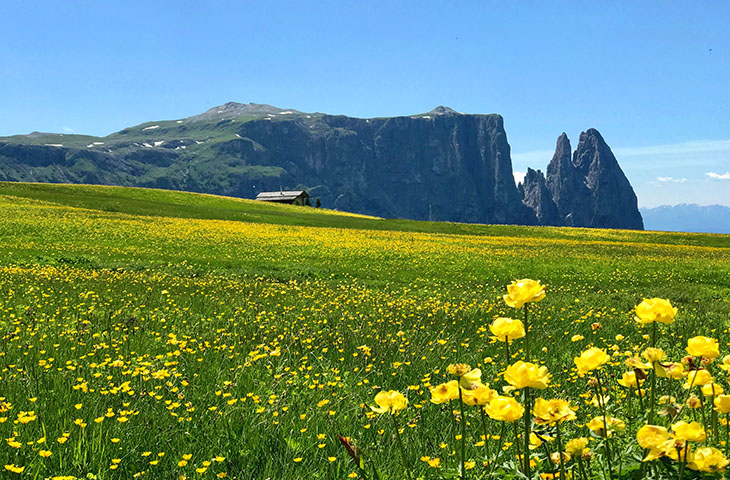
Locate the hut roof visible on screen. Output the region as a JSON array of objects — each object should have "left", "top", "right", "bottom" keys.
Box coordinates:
[{"left": 255, "top": 190, "right": 308, "bottom": 202}]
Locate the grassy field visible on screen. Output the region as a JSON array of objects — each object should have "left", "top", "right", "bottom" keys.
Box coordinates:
[{"left": 1, "top": 182, "right": 729, "bottom": 479}]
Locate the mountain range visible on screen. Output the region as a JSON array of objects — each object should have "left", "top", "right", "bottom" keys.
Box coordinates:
[
  {"left": 0, "top": 102, "right": 643, "bottom": 229},
  {"left": 640, "top": 204, "right": 730, "bottom": 234}
]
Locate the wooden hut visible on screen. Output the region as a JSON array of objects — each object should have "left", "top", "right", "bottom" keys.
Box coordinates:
[{"left": 255, "top": 190, "right": 310, "bottom": 205}]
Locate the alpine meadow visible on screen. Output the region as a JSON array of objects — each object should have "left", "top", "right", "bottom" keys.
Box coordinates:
[{"left": 1, "top": 182, "right": 730, "bottom": 480}]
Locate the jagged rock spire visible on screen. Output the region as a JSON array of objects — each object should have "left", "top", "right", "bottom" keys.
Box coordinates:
[
  {"left": 571, "top": 129, "right": 643, "bottom": 229},
  {"left": 521, "top": 168, "right": 560, "bottom": 226},
  {"left": 521, "top": 130, "right": 644, "bottom": 229}
]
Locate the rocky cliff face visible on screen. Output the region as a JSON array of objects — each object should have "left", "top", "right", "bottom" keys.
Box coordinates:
[
  {"left": 520, "top": 130, "right": 643, "bottom": 229},
  {"left": 0, "top": 102, "right": 642, "bottom": 229},
  {"left": 225, "top": 109, "right": 535, "bottom": 224}
]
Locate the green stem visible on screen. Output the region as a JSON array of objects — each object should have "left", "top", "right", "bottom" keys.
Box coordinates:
[
  {"left": 649, "top": 365, "right": 657, "bottom": 425},
  {"left": 555, "top": 421, "right": 566, "bottom": 480},
  {"left": 635, "top": 375, "right": 644, "bottom": 412},
  {"left": 505, "top": 337, "right": 511, "bottom": 363},
  {"left": 389, "top": 414, "right": 413, "bottom": 480},
  {"left": 595, "top": 375, "right": 615, "bottom": 480},
  {"left": 458, "top": 386, "right": 467, "bottom": 480},
  {"left": 713, "top": 393, "right": 719, "bottom": 442},
  {"left": 678, "top": 442, "right": 688, "bottom": 480},
  {"left": 523, "top": 305, "right": 530, "bottom": 362},
  {"left": 698, "top": 387, "right": 708, "bottom": 444},
  {"left": 725, "top": 413, "right": 729, "bottom": 457},
  {"left": 512, "top": 422, "right": 523, "bottom": 475},
  {"left": 649, "top": 322, "right": 657, "bottom": 424},
  {"left": 578, "top": 456, "right": 589, "bottom": 480},
  {"left": 489, "top": 421, "right": 507, "bottom": 475},
  {"left": 479, "top": 407, "right": 490, "bottom": 459},
  {"left": 523, "top": 388, "right": 532, "bottom": 478}
]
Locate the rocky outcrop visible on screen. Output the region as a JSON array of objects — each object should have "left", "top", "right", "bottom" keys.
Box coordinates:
[
  {"left": 521, "top": 129, "right": 643, "bottom": 229},
  {"left": 572, "top": 129, "right": 643, "bottom": 229},
  {"left": 0, "top": 103, "right": 643, "bottom": 229},
  {"left": 520, "top": 168, "right": 560, "bottom": 226}
]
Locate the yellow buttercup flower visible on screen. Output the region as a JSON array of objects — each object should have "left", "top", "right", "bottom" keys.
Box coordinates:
[
  {"left": 532, "top": 398, "right": 576, "bottom": 425},
  {"left": 447, "top": 363, "right": 472, "bottom": 377},
  {"left": 371, "top": 390, "right": 407, "bottom": 414},
  {"left": 489, "top": 317, "right": 525, "bottom": 342},
  {"left": 625, "top": 356, "right": 651, "bottom": 371},
  {"left": 689, "top": 447, "right": 729, "bottom": 473},
  {"left": 718, "top": 355, "right": 730, "bottom": 371},
  {"left": 430, "top": 381, "right": 459, "bottom": 404},
  {"left": 459, "top": 368, "right": 483, "bottom": 389},
  {"left": 484, "top": 396, "right": 524, "bottom": 422},
  {"left": 655, "top": 361, "right": 685, "bottom": 379},
  {"left": 702, "top": 383, "right": 724, "bottom": 397},
  {"left": 634, "top": 298, "right": 677, "bottom": 324},
  {"left": 504, "top": 361, "right": 550, "bottom": 390},
  {"left": 586, "top": 416, "right": 625, "bottom": 438},
  {"left": 714, "top": 395, "right": 730, "bottom": 413},
  {"left": 642, "top": 347, "right": 666, "bottom": 363},
  {"left": 529, "top": 432, "right": 545, "bottom": 449},
  {"left": 574, "top": 347, "right": 609, "bottom": 375},
  {"left": 565, "top": 437, "right": 589, "bottom": 456},
  {"left": 684, "top": 369, "right": 713, "bottom": 389},
  {"left": 686, "top": 336, "right": 720, "bottom": 359},
  {"left": 636, "top": 425, "right": 669, "bottom": 450},
  {"left": 503, "top": 279, "right": 546, "bottom": 309},
  {"left": 4, "top": 464, "right": 25, "bottom": 474},
  {"left": 643, "top": 438, "right": 687, "bottom": 462},
  {"left": 461, "top": 386, "right": 497, "bottom": 406},
  {"left": 672, "top": 420, "right": 706, "bottom": 442},
  {"left": 617, "top": 371, "right": 644, "bottom": 389}
]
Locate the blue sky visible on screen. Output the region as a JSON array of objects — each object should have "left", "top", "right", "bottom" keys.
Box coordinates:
[{"left": 1, "top": 1, "right": 728, "bottom": 207}]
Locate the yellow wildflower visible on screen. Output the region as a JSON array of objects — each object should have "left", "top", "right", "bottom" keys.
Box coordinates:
[
  {"left": 672, "top": 420, "right": 706, "bottom": 442},
  {"left": 447, "top": 363, "right": 472, "bottom": 377},
  {"left": 484, "top": 396, "right": 524, "bottom": 422},
  {"left": 714, "top": 395, "right": 730, "bottom": 413},
  {"left": 574, "top": 347, "right": 608, "bottom": 375},
  {"left": 370, "top": 390, "right": 408, "bottom": 415},
  {"left": 461, "top": 385, "right": 497, "bottom": 406},
  {"left": 686, "top": 336, "right": 720, "bottom": 359},
  {"left": 504, "top": 361, "right": 550, "bottom": 390},
  {"left": 617, "top": 371, "right": 645, "bottom": 389},
  {"left": 430, "top": 381, "right": 459, "bottom": 404},
  {"left": 636, "top": 425, "right": 669, "bottom": 450},
  {"left": 634, "top": 298, "right": 677, "bottom": 324},
  {"left": 565, "top": 437, "right": 589, "bottom": 456},
  {"left": 684, "top": 369, "right": 713, "bottom": 389},
  {"left": 489, "top": 317, "right": 525, "bottom": 342},
  {"left": 586, "top": 416, "right": 625, "bottom": 437},
  {"left": 503, "top": 279, "right": 546, "bottom": 309},
  {"left": 532, "top": 398, "right": 576, "bottom": 425},
  {"left": 689, "top": 447, "right": 729, "bottom": 473}
]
